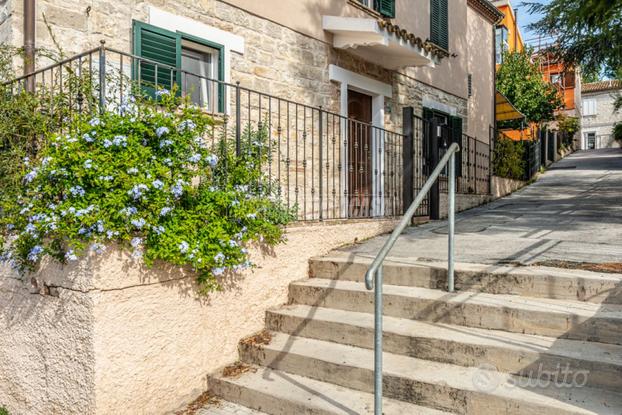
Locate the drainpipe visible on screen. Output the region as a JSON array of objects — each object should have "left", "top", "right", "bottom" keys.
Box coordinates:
[
  {"left": 23, "top": 0, "right": 35, "bottom": 90},
  {"left": 513, "top": 8, "right": 518, "bottom": 51}
]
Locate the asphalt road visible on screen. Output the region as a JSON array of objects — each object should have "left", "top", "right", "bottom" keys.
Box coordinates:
[{"left": 338, "top": 148, "right": 622, "bottom": 266}]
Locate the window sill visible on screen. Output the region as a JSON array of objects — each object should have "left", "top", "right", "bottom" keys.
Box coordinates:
[{"left": 347, "top": 0, "right": 383, "bottom": 19}]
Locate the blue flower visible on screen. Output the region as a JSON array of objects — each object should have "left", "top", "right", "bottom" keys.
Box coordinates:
[
  {"left": 98, "top": 175, "right": 114, "bottom": 181},
  {"left": 155, "top": 89, "right": 169, "bottom": 97},
  {"left": 89, "top": 117, "right": 101, "bottom": 126},
  {"left": 152, "top": 179, "right": 164, "bottom": 190},
  {"left": 84, "top": 159, "right": 93, "bottom": 169},
  {"left": 153, "top": 225, "right": 165, "bottom": 235},
  {"left": 24, "top": 223, "right": 37, "bottom": 235},
  {"left": 246, "top": 213, "right": 257, "bottom": 219},
  {"left": 206, "top": 154, "right": 218, "bottom": 168},
  {"left": 27, "top": 245, "right": 44, "bottom": 262},
  {"left": 131, "top": 218, "right": 146, "bottom": 229},
  {"left": 128, "top": 184, "right": 148, "bottom": 200},
  {"left": 163, "top": 158, "right": 172, "bottom": 166},
  {"left": 69, "top": 186, "right": 86, "bottom": 197},
  {"left": 229, "top": 239, "right": 238, "bottom": 247},
  {"left": 24, "top": 168, "right": 38, "bottom": 183},
  {"left": 103, "top": 139, "right": 112, "bottom": 148},
  {"left": 95, "top": 220, "right": 105, "bottom": 233},
  {"left": 188, "top": 153, "right": 201, "bottom": 163},
  {"left": 214, "top": 252, "right": 225, "bottom": 263},
  {"left": 130, "top": 237, "right": 142, "bottom": 248},
  {"left": 83, "top": 133, "right": 94, "bottom": 143},
  {"left": 106, "top": 230, "right": 119, "bottom": 239},
  {"left": 156, "top": 126, "right": 170, "bottom": 138},
  {"left": 119, "top": 206, "right": 138, "bottom": 217},
  {"left": 160, "top": 206, "right": 173, "bottom": 216},
  {"left": 178, "top": 241, "right": 189, "bottom": 254},
  {"left": 90, "top": 243, "right": 106, "bottom": 254},
  {"left": 127, "top": 168, "right": 139, "bottom": 175},
  {"left": 171, "top": 179, "right": 185, "bottom": 198},
  {"left": 212, "top": 267, "right": 225, "bottom": 276},
  {"left": 65, "top": 249, "right": 78, "bottom": 262},
  {"left": 178, "top": 120, "right": 196, "bottom": 132},
  {"left": 112, "top": 135, "right": 127, "bottom": 147},
  {"left": 159, "top": 139, "right": 173, "bottom": 148}
]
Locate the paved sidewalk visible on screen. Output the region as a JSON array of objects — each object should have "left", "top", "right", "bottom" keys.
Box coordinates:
[{"left": 338, "top": 148, "right": 622, "bottom": 266}]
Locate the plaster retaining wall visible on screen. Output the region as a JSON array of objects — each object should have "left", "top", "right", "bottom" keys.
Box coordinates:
[{"left": 0, "top": 219, "right": 397, "bottom": 415}]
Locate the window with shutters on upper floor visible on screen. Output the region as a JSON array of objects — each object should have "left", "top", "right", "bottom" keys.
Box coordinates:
[
  {"left": 353, "top": 0, "right": 395, "bottom": 18},
  {"left": 132, "top": 21, "right": 225, "bottom": 113},
  {"left": 430, "top": 0, "right": 449, "bottom": 50}
]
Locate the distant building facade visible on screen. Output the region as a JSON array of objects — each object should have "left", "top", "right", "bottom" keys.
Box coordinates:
[{"left": 581, "top": 80, "right": 622, "bottom": 150}]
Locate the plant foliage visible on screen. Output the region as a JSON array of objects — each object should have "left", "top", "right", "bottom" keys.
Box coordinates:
[
  {"left": 496, "top": 50, "right": 563, "bottom": 127},
  {"left": 0, "top": 90, "right": 295, "bottom": 293},
  {"left": 614, "top": 122, "right": 622, "bottom": 143},
  {"left": 493, "top": 136, "right": 526, "bottom": 180},
  {"left": 525, "top": 0, "right": 622, "bottom": 78}
]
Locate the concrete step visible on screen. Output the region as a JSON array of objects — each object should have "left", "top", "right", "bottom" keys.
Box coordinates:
[
  {"left": 288, "top": 278, "right": 622, "bottom": 345},
  {"left": 197, "top": 400, "right": 269, "bottom": 415},
  {"left": 208, "top": 365, "right": 452, "bottom": 415},
  {"left": 309, "top": 255, "right": 622, "bottom": 304},
  {"left": 266, "top": 305, "right": 622, "bottom": 392},
  {"left": 239, "top": 332, "right": 622, "bottom": 415}
]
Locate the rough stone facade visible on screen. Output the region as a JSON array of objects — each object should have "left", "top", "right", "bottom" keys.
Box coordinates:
[{"left": 0, "top": 0, "right": 492, "bottom": 139}]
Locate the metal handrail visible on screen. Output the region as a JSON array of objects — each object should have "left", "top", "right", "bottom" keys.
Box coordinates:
[{"left": 364, "top": 142, "right": 460, "bottom": 415}]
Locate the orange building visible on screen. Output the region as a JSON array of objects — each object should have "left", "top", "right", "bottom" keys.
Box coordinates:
[
  {"left": 536, "top": 52, "right": 581, "bottom": 115},
  {"left": 492, "top": 0, "right": 524, "bottom": 66}
]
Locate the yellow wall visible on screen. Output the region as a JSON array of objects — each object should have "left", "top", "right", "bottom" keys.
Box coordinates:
[{"left": 496, "top": 3, "right": 524, "bottom": 54}]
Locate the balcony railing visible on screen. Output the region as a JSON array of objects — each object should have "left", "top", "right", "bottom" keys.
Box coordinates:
[{"left": 4, "top": 42, "right": 491, "bottom": 221}]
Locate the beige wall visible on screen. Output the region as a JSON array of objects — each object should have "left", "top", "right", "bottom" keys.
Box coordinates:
[
  {"left": 466, "top": 6, "right": 495, "bottom": 141},
  {"left": 0, "top": 220, "right": 397, "bottom": 415}
]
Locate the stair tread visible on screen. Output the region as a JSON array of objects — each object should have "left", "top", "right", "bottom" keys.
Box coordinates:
[
  {"left": 312, "top": 255, "right": 622, "bottom": 282},
  {"left": 247, "top": 332, "right": 622, "bottom": 415},
  {"left": 291, "top": 278, "right": 622, "bottom": 319},
  {"left": 210, "top": 365, "right": 453, "bottom": 415},
  {"left": 268, "top": 304, "right": 622, "bottom": 367}
]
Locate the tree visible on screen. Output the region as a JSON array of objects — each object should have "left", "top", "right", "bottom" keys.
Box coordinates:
[
  {"left": 496, "top": 50, "right": 563, "bottom": 126},
  {"left": 525, "top": 0, "right": 622, "bottom": 78}
]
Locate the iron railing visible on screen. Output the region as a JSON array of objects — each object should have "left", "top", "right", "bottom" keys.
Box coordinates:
[
  {"left": 5, "top": 44, "right": 406, "bottom": 221},
  {"left": 4, "top": 43, "right": 493, "bottom": 221},
  {"left": 364, "top": 142, "right": 460, "bottom": 415}
]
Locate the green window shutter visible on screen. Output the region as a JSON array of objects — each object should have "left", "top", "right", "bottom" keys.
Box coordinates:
[
  {"left": 132, "top": 21, "right": 181, "bottom": 96},
  {"left": 376, "top": 0, "right": 395, "bottom": 18},
  {"left": 430, "top": 0, "right": 448, "bottom": 50},
  {"left": 450, "top": 116, "right": 463, "bottom": 177}
]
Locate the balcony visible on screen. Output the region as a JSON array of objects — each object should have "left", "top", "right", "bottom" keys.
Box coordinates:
[{"left": 322, "top": 16, "right": 438, "bottom": 69}]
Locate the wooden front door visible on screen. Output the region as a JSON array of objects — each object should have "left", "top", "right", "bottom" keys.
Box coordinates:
[{"left": 347, "top": 89, "right": 373, "bottom": 218}]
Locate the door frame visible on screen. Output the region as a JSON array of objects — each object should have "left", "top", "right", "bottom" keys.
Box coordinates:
[{"left": 328, "top": 65, "right": 392, "bottom": 217}]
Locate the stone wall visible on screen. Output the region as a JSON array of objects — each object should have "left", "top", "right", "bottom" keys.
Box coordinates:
[{"left": 0, "top": 219, "right": 397, "bottom": 415}]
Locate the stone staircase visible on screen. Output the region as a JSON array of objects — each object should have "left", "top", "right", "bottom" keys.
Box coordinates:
[{"left": 207, "top": 254, "right": 622, "bottom": 414}]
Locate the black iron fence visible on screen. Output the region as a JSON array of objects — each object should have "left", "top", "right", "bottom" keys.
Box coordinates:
[{"left": 5, "top": 43, "right": 492, "bottom": 221}]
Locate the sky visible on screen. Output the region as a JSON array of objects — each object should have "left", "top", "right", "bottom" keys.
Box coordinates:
[{"left": 513, "top": 1, "right": 550, "bottom": 47}]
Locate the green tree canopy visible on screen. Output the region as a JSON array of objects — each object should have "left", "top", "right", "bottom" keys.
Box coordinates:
[
  {"left": 525, "top": 0, "right": 622, "bottom": 78},
  {"left": 496, "top": 50, "right": 563, "bottom": 126}
]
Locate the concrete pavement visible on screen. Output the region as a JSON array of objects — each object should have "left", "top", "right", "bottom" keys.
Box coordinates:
[{"left": 338, "top": 148, "right": 622, "bottom": 266}]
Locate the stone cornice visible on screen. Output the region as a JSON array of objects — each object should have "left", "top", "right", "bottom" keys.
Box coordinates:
[
  {"left": 467, "top": 0, "right": 504, "bottom": 24},
  {"left": 377, "top": 20, "right": 451, "bottom": 61}
]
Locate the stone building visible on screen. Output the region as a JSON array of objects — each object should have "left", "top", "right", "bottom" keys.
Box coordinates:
[
  {"left": 0, "top": 2, "right": 508, "bottom": 414},
  {"left": 581, "top": 79, "right": 622, "bottom": 150}
]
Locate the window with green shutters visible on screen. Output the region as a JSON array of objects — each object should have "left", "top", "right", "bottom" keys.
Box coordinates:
[
  {"left": 132, "top": 21, "right": 225, "bottom": 112},
  {"left": 376, "top": 0, "right": 395, "bottom": 18},
  {"left": 430, "top": 0, "right": 449, "bottom": 50}
]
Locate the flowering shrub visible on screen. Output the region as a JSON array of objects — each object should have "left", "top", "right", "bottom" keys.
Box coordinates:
[{"left": 0, "top": 91, "right": 295, "bottom": 292}]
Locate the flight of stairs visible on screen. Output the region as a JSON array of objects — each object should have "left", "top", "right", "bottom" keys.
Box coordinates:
[{"left": 207, "top": 254, "right": 622, "bottom": 414}]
